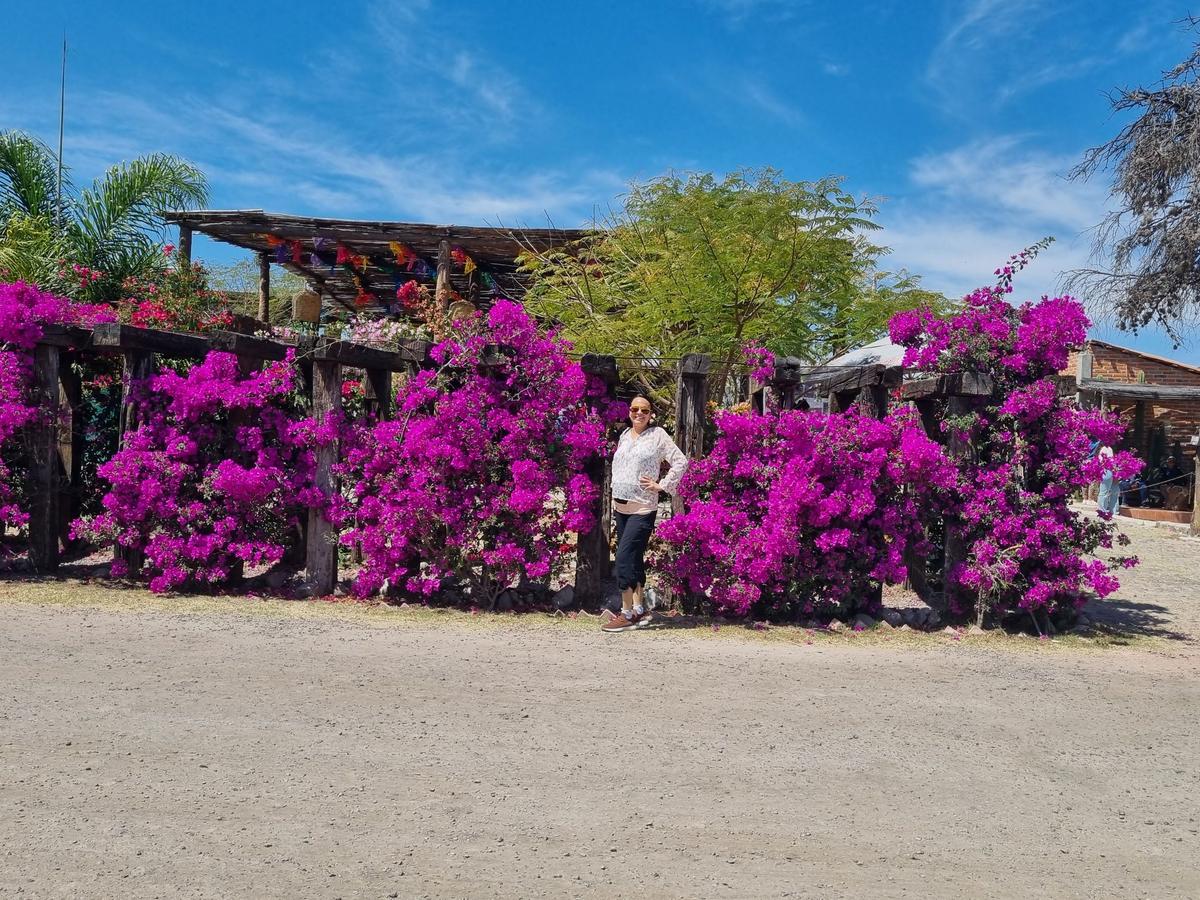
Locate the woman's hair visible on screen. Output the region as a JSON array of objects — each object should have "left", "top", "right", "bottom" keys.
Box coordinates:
[{"left": 630, "top": 394, "right": 654, "bottom": 411}]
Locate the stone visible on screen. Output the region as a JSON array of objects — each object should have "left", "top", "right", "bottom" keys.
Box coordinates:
[
  {"left": 967, "top": 625, "right": 986, "bottom": 636},
  {"left": 898, "top": 624, "right": 912, "bottom": 632},
  {"left": 827, "top": 619, "right": 846, "bottom": 632},
  {"left": 876, "top": 620, "right": 895, "bottom": 631},
  {"left": 852, "top": 614, "right": 876, "bottom": 630},
  {"left": 495, "top": 590, "right": 516, "bottom": 612},
  {"left": 880, "top": 609, "right": 904, "bottom": 627},
  {"left": 551, "top": 586, "right": 576, "bottom": 611}
]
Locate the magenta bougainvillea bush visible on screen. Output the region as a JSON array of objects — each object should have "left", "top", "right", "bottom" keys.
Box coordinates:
[
  {"left": 72, "top": 351, "right": 325, "bottom": 592},
  {"left": 658, "top": 406, "right": 956, "bottom": 619},
  {"left": 333, "top": 300, "right": 622, "bottom": 606},
  {"left": 888, "top": 247, "right": 1139, "bottom": 623},
  {"left": 0, "top": 281, "right": 115, "bottom": 533}
]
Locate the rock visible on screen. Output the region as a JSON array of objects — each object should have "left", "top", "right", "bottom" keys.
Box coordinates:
[
  {"left": 601, "top": 592, "right": 622, "bottom": 614},
  {"left": 551, "top": 586, "right": 576, "bottom": 611},
  {"left": 898, "top": 624, "right": 912, "bottom": 632},
  {"left": 943, "top": 626, "right": 958, "bottom": 634},
  {"left": 877, "top": 620, "right": 894, "bottom": 630},
  {"left": 925, "top": 610, "right": 941, "bottom": 629},
  {"left": 852, "top": 614, "right": 876, "bottom": 630},
  {"left": 880, "top": 609, "right": 904, "bottom": 627},
  {"left": 902, "top": 608, "right": 925, "bottom": 627},
  {"left": 598, "top": 608, "right": 617, "bottom": 624},
  {"left": 967, "top": 625, "right": 986, "bottom": 636},
  {"left": 827, "top": 619, "right": 846, "bottom": 632},
  {"left": 495, "top": 590, "right": 516, "bottom": 612},
  {"left": 265, "top": 568, "right": 290, "bottom": 590}
]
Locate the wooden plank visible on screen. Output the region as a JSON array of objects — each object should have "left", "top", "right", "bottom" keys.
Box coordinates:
[
  {"left": 209, "top": 330, "right": 291, "bottom": 361},
  {"left": 258, "top": 251, "right": 271, "bottom": 323},
  {"left": 306, "top": 360, "right": 342, "bottom": 596},
  {"left": 28, "top": 345, "right": 61, "bottom": 572},
  {"left": 810, "top": 364, "right": 886, "bottom": 396},
  {"left": 313, "top": 339, "right": 402, "bottom": 371},
  {"left": 901, "top": 372, "right": 995, "bottom": 399},
  {"left": 38, "top": 324, "right": 94, "bottom": 350},
  {"left": 92, "top": 323, "right": 211, "bottom": 359},
  {"left": 574, "top": 353, "right": 618, "bottom": 608}
]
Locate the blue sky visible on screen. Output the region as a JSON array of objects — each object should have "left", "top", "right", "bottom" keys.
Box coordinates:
[{"left": 4, "top": 0, "right": 1197, "bottom": 361}]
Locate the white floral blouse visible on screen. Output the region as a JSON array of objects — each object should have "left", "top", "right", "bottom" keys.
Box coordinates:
[{"left": 611, "top": 426, "right": 688, "bottom": 514}]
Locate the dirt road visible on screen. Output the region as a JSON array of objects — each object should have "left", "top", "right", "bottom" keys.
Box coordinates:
[{"left": 1, "top": 519, "right": 1198, "bottom": 898}]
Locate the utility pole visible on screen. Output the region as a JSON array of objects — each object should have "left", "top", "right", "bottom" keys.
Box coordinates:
[{"left": 56, "top": 35, "right": 67, "bottom": 232}]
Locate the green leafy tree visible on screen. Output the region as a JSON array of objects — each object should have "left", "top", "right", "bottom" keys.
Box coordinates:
[
  {"left": 0, "top": 129, "right": 208, "bottom": 300},
  {"left": 519, "top": 168, "right": 945, "bottom": 404}
]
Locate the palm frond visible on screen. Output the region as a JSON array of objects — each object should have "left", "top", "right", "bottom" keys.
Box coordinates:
[
  {"left": 0, "top": 130, "right": 70, "bottom": 223},
  {"left": 72, "top": 154, "right": 208, "bottom": 266}
]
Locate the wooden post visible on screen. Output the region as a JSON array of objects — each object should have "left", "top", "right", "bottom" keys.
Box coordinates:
[
  {"left": 1192, "top": 454, "right": 1200, "bottom": 536},
  {"left": 115, "top": 350, "right": 156, "bottom": 573},
  {"left": 768, "top": 359, "right": 803, "bottom": 410},
  {"left": 178, "top": 225, "right": 192, "bottom": 266},
  {"left": 362, "top": 368, "right": 392, "bottom": 420},
  {"left": 306, "top": 357, "right": 342, "bottom": 595},
  {"left": 258, "top": 251, "right": 271, "bottom": 323},
  {"left": 672, "top": 354, "right": 711, "bottom": 516},
  {"left": 942, "top": 395, "right": 975, "bottom": 619},
  {"left": 28, "top": 345, "right": 61, "bottom": 572},
  {"left": 436, "top": 239, "right": 452, "bottom": 311},
  {"left": 574, "top": 354, "right": 618, "bottom": 608},
  {"left": 58, "top": 357, "right": 83, "bottom": 550}
]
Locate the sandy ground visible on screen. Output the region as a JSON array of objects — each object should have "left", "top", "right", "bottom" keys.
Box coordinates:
[{"left": 1, "top": 517, "right": 1199, "bottom": 899}]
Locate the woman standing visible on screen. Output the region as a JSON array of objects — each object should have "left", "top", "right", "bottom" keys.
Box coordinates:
[{"left": 602, "top": 395, "right": 688, "bottom": 632}]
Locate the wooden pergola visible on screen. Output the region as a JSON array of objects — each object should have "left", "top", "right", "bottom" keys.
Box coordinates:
[{"left": 164, "top": 210, "right": 587, "bottom": 318}]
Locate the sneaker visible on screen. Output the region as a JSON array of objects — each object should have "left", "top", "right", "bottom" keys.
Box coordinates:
[{"left": 602, "top": 612, "right": 642, "bottom": 632}]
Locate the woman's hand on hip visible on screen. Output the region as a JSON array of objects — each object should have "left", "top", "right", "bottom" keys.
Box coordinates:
[{"left": 639, "top": 475, "right": 662, "bottom": 492}]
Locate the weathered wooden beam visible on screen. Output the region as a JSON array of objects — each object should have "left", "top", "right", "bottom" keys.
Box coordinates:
[
  {"left": 1193, "top": 454, "right": 1200, "bottom": 537},
  {"left": 313, "top": 339, "right": 402, "bottom": 371},
  {"left": 306, "top": 359, "right": 342, "bottom": 596},
  {"left": 114, "top": 350, "right": 156, "bottom": 574},
  {"left": 58, "top": 358, "right": 83, "bottom": 550},
  {"left": 209, "top": 330, "right": 291, "bottom": 361},
  {"left": 436, "top": 238, "right": 452, "bottom": 311},
  {"left": 901, "top": 372, "right": 995, "bottom": 400},
  {"left": 809, "top": 363, "right": 886, "bottom": 397},
  {"left": 178, "top": 225, "right": 192, "bottom": 265},
  {"left": 28, "top": 345, "right": 61, "bottom": 572},
  {"left": 672, "top": 354, "right": 710, "bottom": 517},
  {"left": 363, "top": 368, "right": 392, "bottom": 420},
  {"left": 575, "top": 353, "right": 618, "bottom": 609},
  {"left": 38, "top": 324, "right": 94, "bottom": 350},
  {"left": 258, "top": 251, "right": 271, "bottom": 323},
  {"left": 92, "top": 323, "right": 211, "bottom": 359}
]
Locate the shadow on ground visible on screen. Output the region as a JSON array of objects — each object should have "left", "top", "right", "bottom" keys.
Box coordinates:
[{"left": 1084, "top": 594, "right": 1192, "bottom": 642}]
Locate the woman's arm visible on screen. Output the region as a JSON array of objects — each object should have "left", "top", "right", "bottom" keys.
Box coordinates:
[{"left": 643, "top": 431, "right": 689, "bottom": 495}]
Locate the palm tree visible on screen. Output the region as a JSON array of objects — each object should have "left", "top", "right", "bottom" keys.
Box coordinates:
[{"left": 0, "top": 129, "right": 208, "bottom": 298}]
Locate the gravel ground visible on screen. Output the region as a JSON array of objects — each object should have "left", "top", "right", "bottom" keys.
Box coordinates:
[{"left": 1, "top": 516, "right": 1198, "bottom": 899}]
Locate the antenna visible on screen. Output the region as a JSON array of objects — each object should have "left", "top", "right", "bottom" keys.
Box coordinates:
[{"left": 56, "top": 34, "right": 67, "bottom": 231}]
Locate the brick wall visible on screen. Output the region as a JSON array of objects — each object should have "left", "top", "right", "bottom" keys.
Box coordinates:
[{"left": 1063, "top": 343, "right": 1200, "bottom": 462}]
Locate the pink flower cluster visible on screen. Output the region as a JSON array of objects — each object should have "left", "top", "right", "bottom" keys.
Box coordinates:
[
  {"left": 889, "top": 249, "right": 1138, "bottom": 620},
  {"left": 0, "top": 281, "right": 115, "bottom": 530},
  {"left": 332, "top": 300, "right": 621, "bottom": 606},
  {"left": 71, "top": 351, "right": 324, "bottom": 592},
  {"left": 658, "top": 407, "right": 957, "bottom": 618}
]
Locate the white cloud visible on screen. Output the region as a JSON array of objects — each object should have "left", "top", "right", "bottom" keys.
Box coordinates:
[{"left": 878, "top": 136, "right": 1108, "bottom": 303}]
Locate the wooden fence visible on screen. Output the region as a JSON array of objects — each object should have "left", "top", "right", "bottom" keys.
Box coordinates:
[{"left": 28, "top": 328, "right": 971, "bottom": 610}]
